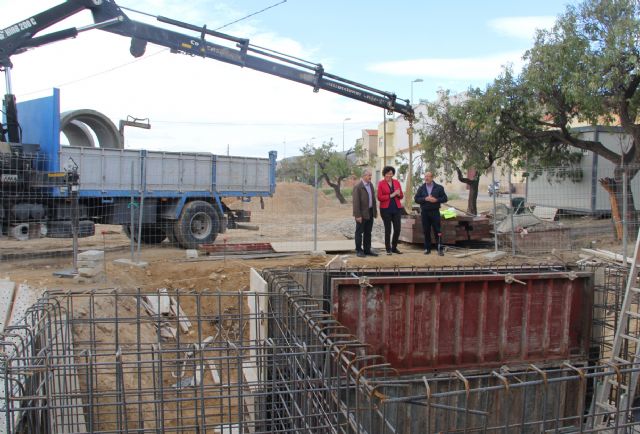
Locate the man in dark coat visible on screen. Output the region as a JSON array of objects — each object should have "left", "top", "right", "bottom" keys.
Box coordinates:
[
  {"left": 414, "top": 172, "right": 448, "bottom": 254},
  {"left": 352, "top": 169, "right": 378, "bottom": 257}
]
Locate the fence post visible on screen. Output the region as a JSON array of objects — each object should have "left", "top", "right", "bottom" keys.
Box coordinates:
[
  {"left": 71, "top": 175, "right": 79, "bottom": 273},
  {"left": 136, "top": 153, "right": 145, "bottom": 261},
  {"left": 508, "top": 166, "right": 515, "bottom": 257},
  {"left": 492, "top": 166, "right": 498, "bottom": 253},
  {"left": 130, "top": 162, "right": 135, "bottom": 262},
  {"left": 313, "top": 162, "right": 318, "bottom": 253},
  {"left": 623, "top": 166, "right": 628, "bottom": 264}
]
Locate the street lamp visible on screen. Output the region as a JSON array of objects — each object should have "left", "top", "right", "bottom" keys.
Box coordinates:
[
  {"left": 411, "top": 78, "right": 423, "bottom": 106},
  {"left": 342, "top": 117, "right": 351, "bottom": 152},
  {"left": 406, "top": 79, "right": 422, "bottom": 214}
]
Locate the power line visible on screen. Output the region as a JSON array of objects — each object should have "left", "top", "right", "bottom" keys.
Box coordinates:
[
  {"left": 18, "top": 0, "right": 289, "bottom": 96},
  {"left": 215, "top": 0, "right": 287, "bottom": 31},
  {"left": 20, "top": 48, "right": 167, "bottom": 97}
]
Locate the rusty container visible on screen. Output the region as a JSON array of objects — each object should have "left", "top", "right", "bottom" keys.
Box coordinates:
[{"left": 331, "top": 271, "right": 593, "bottom": 373}]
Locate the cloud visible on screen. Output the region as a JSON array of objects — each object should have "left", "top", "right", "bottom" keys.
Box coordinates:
[
  {"left": 488, "top": 16, "right": 556, "bottom": 40},
  {"left": 2, "top": 0, "right": 373, "bottom": 158},
  {"left": 368, "top": 51, "right": 526, "bottom": 81}
]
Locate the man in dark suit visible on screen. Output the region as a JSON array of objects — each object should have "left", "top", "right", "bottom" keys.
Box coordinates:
[
  {"left": 352, "top": 169, "right": 378, "bottom": 257},
  {"left": 414, "top": 171, "right": 448, "bottom": 255}
]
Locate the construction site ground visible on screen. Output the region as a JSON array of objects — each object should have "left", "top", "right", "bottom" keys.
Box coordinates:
[
  {"left": 0, "top": 182, "right": 617, "bottom": 291},
  {"left": 0, "top": 182, "right": 625, "bottom": 433}
]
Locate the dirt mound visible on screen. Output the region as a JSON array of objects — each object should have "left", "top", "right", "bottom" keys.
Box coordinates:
[{"left": 229, "top": 182, "right": 334, "bottom": 213}]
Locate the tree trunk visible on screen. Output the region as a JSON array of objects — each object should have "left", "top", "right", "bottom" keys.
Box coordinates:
[
  {"left": 332, "top": 185, "right": 347, "bottom": 204},
  {"left": 322, "top": 174, "right": 347, "bottom": 204},
  {"left": 455, "top": 168, "right": 480, "bottom": 215},
  {"left": 467, "top": 179, "right": 479, "bottom": 215}
]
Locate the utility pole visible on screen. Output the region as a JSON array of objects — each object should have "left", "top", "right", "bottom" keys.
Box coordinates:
[{"left": 342, "top": 117, "right": 351, "bottom": 152}]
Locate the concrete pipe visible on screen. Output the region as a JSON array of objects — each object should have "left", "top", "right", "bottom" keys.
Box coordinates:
[
  {"left": 60, "top": 109, "right": 123, "bottom": 149},
  {"left": 9, "top": 223, "right": 30, "bottom": 241}
]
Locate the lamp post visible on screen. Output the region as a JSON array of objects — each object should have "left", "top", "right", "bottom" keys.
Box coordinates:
[
  {"left": 406, "top": 79, "right": 422, "bottom": 213},
  {"left": 411, "top": 78, "right": 423, "bottom": 106},
  {"left": 342, "top": 117, "right": 351, "bottom": 152}
]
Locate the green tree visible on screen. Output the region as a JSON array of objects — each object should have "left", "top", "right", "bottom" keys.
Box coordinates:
[
  {"left": 419, "top": 88, "right": 524, "bottom": 215},
  {"left": 497, "top": 0, "right": 640, "bottom": 231},
  {"left": 276, "top": 156, "right": 314, "bottom": 184},
  {"left": 300, "top": 140, "right": 363, "bottom": 204}
]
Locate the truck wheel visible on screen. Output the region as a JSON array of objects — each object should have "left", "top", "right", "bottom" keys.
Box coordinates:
[
  {"left": 122, "top": 224, "right": 167, "bottom": 244},
  {"left": 174, "top": 201, "right": 219, "bottom": 249}
]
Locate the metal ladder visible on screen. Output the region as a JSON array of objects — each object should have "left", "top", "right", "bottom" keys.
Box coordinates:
[{"left": 593, "top": 229, "right": 640, "bottom": 429}]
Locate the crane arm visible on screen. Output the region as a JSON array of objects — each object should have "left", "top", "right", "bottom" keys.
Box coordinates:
[{"left": 0, "top": 0, "right": 414, "bottom": 142}]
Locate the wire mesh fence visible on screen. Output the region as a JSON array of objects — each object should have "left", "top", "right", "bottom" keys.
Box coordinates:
[
  {"left": 490, "top": 162, "right": 640, "bottom": 255},
  {"left": 3, "top": 141, "right": 640, "bottom": 264}
]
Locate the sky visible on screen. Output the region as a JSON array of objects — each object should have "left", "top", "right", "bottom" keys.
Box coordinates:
[{"left": 0, "top": 0, "right": 579, "bottom": 160}]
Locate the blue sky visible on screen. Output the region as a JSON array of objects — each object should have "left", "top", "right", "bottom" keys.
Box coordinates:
[{"left": 1, "top": 0, "right": 578, "bottom": 158}]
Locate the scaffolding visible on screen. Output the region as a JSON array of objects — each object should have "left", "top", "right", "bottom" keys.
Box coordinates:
[{"left": 1, "top": 264, "right": 639, "bottom": 433}]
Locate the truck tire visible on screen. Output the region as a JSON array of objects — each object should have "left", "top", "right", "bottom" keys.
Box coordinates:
[
  {"left": 174, "top": 201, "right": 220, "bottom": 249},
  {"left": 122, "top": 224, "right": 167, "bottom": 244}
]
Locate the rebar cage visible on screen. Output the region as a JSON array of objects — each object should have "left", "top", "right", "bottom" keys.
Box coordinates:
[{"left": 2, "top": 264, "right": 640, "bottom": 433}]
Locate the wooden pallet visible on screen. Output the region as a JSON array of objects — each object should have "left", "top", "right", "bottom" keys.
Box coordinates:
[{"left": 399, "top": 214, "right": 492, "bottom": 244}]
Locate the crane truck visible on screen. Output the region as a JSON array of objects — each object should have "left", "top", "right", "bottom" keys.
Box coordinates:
[{"left": 0, "top": 0, "right": 414, "bottom": 249}]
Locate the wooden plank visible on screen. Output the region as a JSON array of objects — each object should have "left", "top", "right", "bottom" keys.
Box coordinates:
[
  {"left": 270, "top": 240, "right": 384, "bottom": 253},
  {"left": 145, "top": 288, "right": 171, "bottom": 315},
  {"left": 452, "top": 249, "right": 490, "bottom": 258},
  {"left": 599, "top": 178, "right": 623, "bottom": 240},
  {"left": 242, "top": 362, "right": 258, "bottom": 434},
  {"left": 199, "top": 242, "right": 273, "bottom": 253},
  {"left": 400, "top": 215, "right": 491, "bottom": 244},
  {"left": 170, "top": 297, "right": 192, "bottom": 333},
  {"left": 581, "top": 248, "right": 633, "bottom": 264},
  {"left": 0, "top": 280, "right": 16, "bottom": 332}
]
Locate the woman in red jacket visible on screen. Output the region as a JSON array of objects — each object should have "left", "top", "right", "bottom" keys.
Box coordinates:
[{"left": 377, "top": 165, "right": 404, "bottom": 255}]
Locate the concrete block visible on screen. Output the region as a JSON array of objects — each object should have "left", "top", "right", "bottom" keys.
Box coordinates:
[
  {"left": 77, "top": 259, "right": 104, "bottom": 268},
  {"left": 186, "top": 249, "right": 198, "bottom": 259},
  {"left": 79, "top": 267, "right": 102, "bottom": 277},
  {"left": 78, "top": 250, "right": 104, "bottom": 261},
  {"left": 113, "top": 258, "right": 148, "bottom": 268},
  {"left": 73, "top": 274, "right": 103, "bottom": 284}
]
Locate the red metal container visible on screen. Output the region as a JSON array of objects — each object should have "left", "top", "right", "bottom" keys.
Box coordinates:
[{"left": 331, "top": 271, "right": 593, "bottom": 373}]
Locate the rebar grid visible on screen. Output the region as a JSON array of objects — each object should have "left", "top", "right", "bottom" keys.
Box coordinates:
[
  {"left": 367, "top": 362, "right": 640, "bottom": 433},
  {"left": 592, "top": 263, "right": 628, "bottom": 361},
  {"left": 1, "top": 287, "right": 333, "bottom": 433},
  {"left": 2, "top": 264, "right": 638, "bottom": 433},
  {"left": 262, "top": 267, "right": 640, "bottom": 434}
]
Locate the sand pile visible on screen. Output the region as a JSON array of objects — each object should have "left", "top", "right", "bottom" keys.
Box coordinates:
[{"left": 230, "top": 182, "right": 334, "bottom": 214}]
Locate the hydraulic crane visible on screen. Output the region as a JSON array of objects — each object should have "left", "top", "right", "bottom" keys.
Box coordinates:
[
  {"left": 0, "top": 0, "right": 417, "bottom": 248},
  {"left": 0, "top": 0, "right": 414, "bottom": 144}
]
